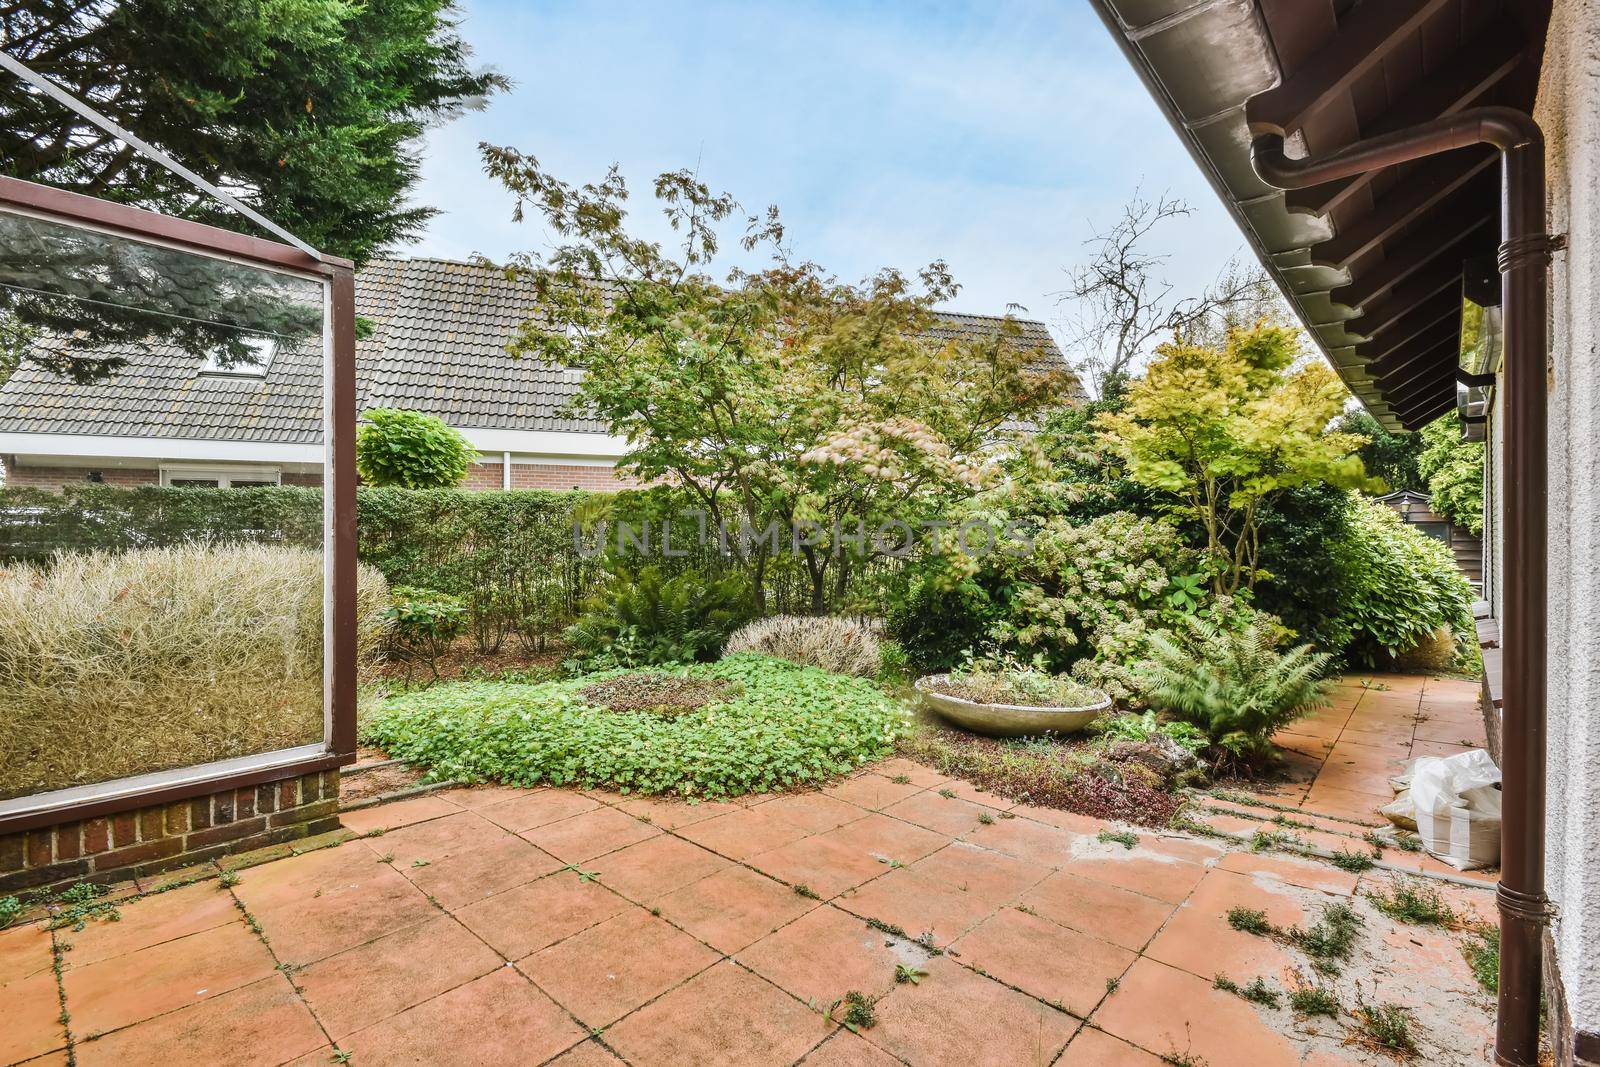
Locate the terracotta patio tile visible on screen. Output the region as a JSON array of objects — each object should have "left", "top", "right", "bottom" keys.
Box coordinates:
[
  {"left": 864, "top": 955, "right": 1077, "bottom": 1066},
  {"left": 13, "top": 1052, "right": 69, "bottom": 1067},
  {"left": 605, "top": 959, "right": 827, "bottom": 1066},
  {"left": 360, "top": 810, "right": 510, "bottom": 867},
  {"left": 0, "top": 972, "right": 66, "bottom": 1065},
  {"left": 58, "top": 881, "right": 241, "bottom": 968},
  {"left": 339, "top": 966, "right": 587, "bottom": 1066},
  {"left": 520, "top": 907, "right": 719, "bottom": 1027},
  {"left": 909, "top": 840, "right": 1052, "bottom": 905},
  {"left": 880, "top": 789, "right": 995, "bottom": 837},
  {"left": 1056, "top": 1025, "right": 1166, "bottom": 1065},
  {"left": 64, "top": 920, "right": 277, "bottom": 1037},
  {"left": 951, "top": 906, "right": 1135, "bottom": 1017},
  {"left": 73, "top": 975, "right": 325, "bottom": 1067},
  {"left": 519, "top": 806, "right": 660, "bottom": 863},
  {"left": 547, "top": 1038, "right": 629, "bottom": 1065},
  {"left": 746, "top": 831, "right": 892, "bottom": 899},
  {"left": 819, "top": 812, "right": 949, "bottom": 866},
  {"left": 1063, "top": 847, "right": 1207, "bottom": 905},
  {"left": 759, "top": 792, "right": 869, "bottom": 834},
  {"left": 250, "top": 863, "right": 437, "bottom": 965},
  {"left": 230, "top": 839, "right": 392, "bottom": 912},
  {"left": 0, "top": 922, "right": 55, "bottom": 985},
  {"left": 401, "top": 834, "right": 565, "bottom": 909},
  {"left": 962, "top": 815, "right": 1082, "bottom": 867},
  {"left": 674, "top": 805, "right": 814, "bottom": 861},
  {"left": 455, "top": 870, "right": 627, "bottom": 959},
  {"left": 1091, "top": 957, "right": 1301, "bottom": 1067},
  {"left": 1299, "top": 782, "right": 1390, "bottom": 823},
  {"left": 1410, "top": 739, "right": 1477, "bottom": 759},
  {"left": 740, "top": 905, "right": 914, "bottom": 1005},
  {"left": 1414, "top": 721, "right": 1489, "bottom": 746},
  {"left": 820, "top": 773, "right": 924, "bottom": 811},
  {"left": 585, "top": 834, "right": 731, "bottom": 902},
  {"left": 295, "top": 915, "right": 502, "bottom": 1038},
  {"left": 1011, "top": 804, "right": 1113, "bottom": 836},
  {"left": 610, "top": 794, "right": 741, "bottom": 830},
  {"left": 435, "top": 784, "right": 539, "bottom": 809},
  {"left": 1142, "top": 868, "right": 1307, "bottom": 984},
  {"left": 937, "top": 778, "right": 1016, "bottom": 809},
  {"left": 1216, "top": 848, "right": 1360, "bottom": 896},
  {"left": 338, "top": 793, "right": 462, "bottom": 835},
  {"left": 653, "top": 865, "right": 819, "bottom": 954},
  {"left": 477, "top": 789, "right": 600, "bottom": 832},
  {"left": 868, "top": 757, "right": 952, "bottom": 789},
  {"left": 1018, "top": 869, "right": 1178, "bottom": 952},
  {"left": 796, "top": 1029, "right": 902, "bottom": 1066},
  {"left": 834, "top": 866, "right": 998, "bottom": 946}
]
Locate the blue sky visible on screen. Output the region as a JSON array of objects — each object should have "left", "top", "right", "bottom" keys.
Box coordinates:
[{"left": 409, "top": 0, "right": 1248, "bottom": 357}]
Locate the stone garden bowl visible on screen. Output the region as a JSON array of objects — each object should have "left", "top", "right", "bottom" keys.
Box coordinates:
[{"left": 913, "top": 674, "right": 1112, "bottom": 738}]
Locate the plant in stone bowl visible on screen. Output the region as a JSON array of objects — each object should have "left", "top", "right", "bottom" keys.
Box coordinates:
[{"left": 914, "top": 651, "right": 1111, "bottom": 737}]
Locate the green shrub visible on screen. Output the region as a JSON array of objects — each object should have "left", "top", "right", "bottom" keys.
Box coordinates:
[
  {"left": 725, "top": 615, "right": 883, "bottom": 677},
  {"left": 1095, "top": 710, "right": 1209, "bottom": 755},
  {"left": 886, "top": 572, "right": 997, "bottom": 671},
  {"left": 1138, "top": 612, "right": 1331, "bottom": 762},
  {"left": 1252, "top": 483, "right": 1358, "bottom": 653},
  {"left": 362, "top": 654, "right": 909, "bottom": 796},
  {"left": 564, "top": 565, "right": 751, "bottom": 668},
  {"left": 1417, "top": 411, "right": 1484, "bottom": 534},
  {"left": 0, "top": 544, "right": 389, "bottom": 799},
  {"left": 1334, "top": 495, "right": 1473, "bottom": 666},
  {"left": 355, "top": 408, "right": 477, "bottom": 488},
  {"left": 383, "top": 586, "right": 469, "bottom": 680}
]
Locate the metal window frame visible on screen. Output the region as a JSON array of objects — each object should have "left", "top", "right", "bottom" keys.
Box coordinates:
[{"left": 0, "top": 175, "right": 358, "bottom": 836}]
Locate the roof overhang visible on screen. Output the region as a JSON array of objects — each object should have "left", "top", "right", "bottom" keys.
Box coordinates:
[{"left": 1089, "top": 0, "right": 1549, "bottom": 431}]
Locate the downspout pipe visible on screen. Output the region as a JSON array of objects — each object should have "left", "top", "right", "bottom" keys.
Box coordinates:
[{"left": 1252, "top": 105, "right": 1551, "bottom": 1067}]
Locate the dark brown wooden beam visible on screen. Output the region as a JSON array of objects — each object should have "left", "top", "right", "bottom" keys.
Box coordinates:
[
  {"left": 1312, "top": 155, "right": 1497, "bottom": 269},
  {"left": 1357, "top": 292, "right": 1460, "bottom": 354},
  {"left": 1348, "top": 262, "right": 1467, "bottom": 336},
  {"left": 1361, "top": 314, "right": 1460, "bottom": 369},
  {"left": 1374, "top": 338, "right": 1459, "bottom": 393},
  {"left": 1333, "top": 214, "right": 1493, "bottom": 308},
  {"left": 1384, "top": 363, "right": 1458, "bottom": 410},
  {"left": 1284, "top": 20, "right": 1526, "bottom": 216},
  {"left": 1398, "top": 393, "right": 1457, "bottom": 430},
  {"left": 1247, "top": 0, "right": 1454, "bottom": 137}
]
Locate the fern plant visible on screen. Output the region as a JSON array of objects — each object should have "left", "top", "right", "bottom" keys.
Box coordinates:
[
  {"left": 1138, "top": 614, "right": 1331, "bottom": 764},
  {"left": 563, "top": 566, "right": 751, "bottom": 668}
]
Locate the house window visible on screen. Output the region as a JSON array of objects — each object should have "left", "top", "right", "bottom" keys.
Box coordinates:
[
  {"left": 159, "top": 466, "right": 282, "bottom": 489},
  {"left": 200, "top": 334, "right": 278, "bottom": 377}
]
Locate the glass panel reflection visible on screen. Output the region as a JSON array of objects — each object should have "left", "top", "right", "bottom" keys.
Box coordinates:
[{"left": 0, "top": 208, "right": 327, "bottom": 802}]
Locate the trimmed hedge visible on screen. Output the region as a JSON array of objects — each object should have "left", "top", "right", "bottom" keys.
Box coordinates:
[{"left": 0, "top": 484, "right": 897, "bottom": 652}]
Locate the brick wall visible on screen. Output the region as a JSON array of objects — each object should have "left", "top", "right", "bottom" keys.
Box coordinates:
[
  {"left": 464, "top": 461, "right": 635, "bottom": 491},
  {"left": 0, "top": 769, "right": 342, "bottom": 894},
  {"left": 3, "top": 465, "right": 159, "bottom": 489}
]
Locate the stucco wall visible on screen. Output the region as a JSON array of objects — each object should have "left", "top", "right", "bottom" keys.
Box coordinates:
[{"left": 1534, "top": 0, "right": 1600, "bottom": 1045}]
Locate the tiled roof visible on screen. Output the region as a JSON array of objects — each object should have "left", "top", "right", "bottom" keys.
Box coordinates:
[{"left": 0, "top": 257, "right": 1080, "bottom": 445}]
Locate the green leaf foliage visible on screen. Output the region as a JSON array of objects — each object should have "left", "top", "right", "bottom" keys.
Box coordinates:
[
  {"left": 1333, "top": 495, "right": 1473, "bottom": 666},
  {"left": 1138, "top": 613, "right": 1331, "bottom": 761},
  {"left": 355, "top": 409, "right": 477, "bottom": 488},
  {"left": 1, "top": 0, "right": 505, "bottom": 264},
  {"left": 563, "top": 565, "right": 752, "bottom": 669},
  {"left": 1416, "top": 412, "right": 1485, "bottom": 535},
  {"left": 362, "top": 654, "right": 910, "bottom": 797}
]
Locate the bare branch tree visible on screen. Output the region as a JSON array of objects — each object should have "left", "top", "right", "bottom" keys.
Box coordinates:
[{"left": 1055, "top": 188, "right": 1284, "bottom": 395}]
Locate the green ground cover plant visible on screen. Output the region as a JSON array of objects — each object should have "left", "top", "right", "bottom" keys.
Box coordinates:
[{"left": 362, "top": 654, "right": 907, "bottom": 797}]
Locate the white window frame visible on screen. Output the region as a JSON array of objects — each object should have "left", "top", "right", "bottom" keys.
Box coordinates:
[
  {"left": 159, "top": 464, "right": 283, "bottom": 488},
  {"left": 199, "top": 334, "right": 278, "bottom": 378}
]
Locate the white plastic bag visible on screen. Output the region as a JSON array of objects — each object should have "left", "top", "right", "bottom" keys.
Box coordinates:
[{"left": 1407, "top": 749, "right": 1502, "bottom": 870}]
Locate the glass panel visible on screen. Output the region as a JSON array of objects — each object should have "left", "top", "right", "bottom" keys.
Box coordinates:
[{"left": 0, "top": 207, "right": 328, "bottom": 803}]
